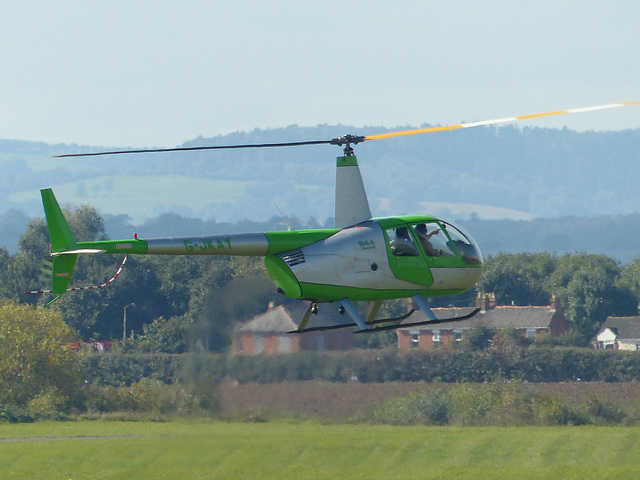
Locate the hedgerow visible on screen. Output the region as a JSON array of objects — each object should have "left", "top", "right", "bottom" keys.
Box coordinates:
[{"left": 82, "top": 347, "right": 640, "bottom": 387}]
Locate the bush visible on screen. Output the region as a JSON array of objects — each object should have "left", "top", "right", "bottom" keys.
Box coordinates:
[
  {"left": 359, "top": 381, "right": 637, "bottom": 427},
  {"left": 530, "top": 393, "right": 578, "bottom": 426},
  {"left": 81, "top": 379, "right": 218, "bottom": 417},
  {"left": 26, "top": 388, "right": 68, "bottom": 420},
  {"left": 580, "top": 394, "right": 626, "bottom": 425},
  {"left": 359, "top": 388, "right": 450, "bottom": 425}
]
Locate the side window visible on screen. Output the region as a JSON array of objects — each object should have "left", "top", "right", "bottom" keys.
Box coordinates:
[
  {"left": 386, "top": 226, "right": 419, "bottom": 257},
  {"left": 412, "top": 223, "right": 456, "bottom": 257}
]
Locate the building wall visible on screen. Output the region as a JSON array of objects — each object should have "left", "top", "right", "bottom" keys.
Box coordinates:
[
  {"left": 595, "top": 328, "right": 617, "bottom": 349},
  {"left": 397, "top": 329, "right": 461, "bottom": 350},
  {"left": 263, "top": 335, "right": 279, "bottom": 355},
  {"left": 397, "top": 331, "right": 412, "bottom": 349},
  {"left": 299, "top": 331, "right": 352, "bottom": 351},
  {"left": 549, "top": 312, "right": 571, "bottom": 337},
  {"left": 398, "top": 325, "right": 559, "bottom": 351},
  {"left": 617, "top": 340, "right": 640, "bottom": 351},
  {"left": 239, "top": 333, "right": 255, "bottom": 354},
  {"left": 232, "top": 330, "right": 344, "bottom": 355}
]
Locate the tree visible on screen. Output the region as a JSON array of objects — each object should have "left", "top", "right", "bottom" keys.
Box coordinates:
[
  {"left": 463, "top": 324, "right": 496, "bottom": 351},
  {"left": 615, "top": 258, "right": 640, "bottom": 310},
  {"left": 548, "top": 254, "right": 637, "bottom": 340},
  {"left": 479, "top": 252, "right": 556, "bottom": 306},
  {"left": 0, "top": 301, "right": 82, "bottom": 417},
  {"left": 136, "top": 315, "right": 190, "bottom": 353}
]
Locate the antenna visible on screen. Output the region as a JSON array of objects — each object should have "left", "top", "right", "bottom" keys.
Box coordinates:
[{"left": 274, "top": 203, "right": 292, "bottom": 231}]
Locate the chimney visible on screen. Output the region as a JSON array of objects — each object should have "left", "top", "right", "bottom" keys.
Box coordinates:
[
  {"left": 267, "top": 301, "right": 275, "bottom": 311},
  {"left": 550, "top": 293, "right": 561, "bottom": 312},
  {"left": 475, "top": 292, "right": 486, "bottom": 311},
  {"left": 487, "top": 292, "right": 496, "bottom": 310},
  {"left": 475, "top": 292, "right": 496, "bottom": 312}
]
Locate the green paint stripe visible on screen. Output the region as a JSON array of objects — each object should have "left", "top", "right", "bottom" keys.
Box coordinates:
[
  {"left": 336, "top": 155, "right": 359, "bottom": 167},
  {"left": 298, "top": 282, "right": 467, "bottom": 302},
  {"left": 265, "top": 229, "right": 338, "bottom": 254}
]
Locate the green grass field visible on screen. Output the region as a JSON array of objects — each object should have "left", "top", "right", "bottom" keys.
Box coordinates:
[{"left": 1, "top": 421, "right": 639, "bottom": 479}]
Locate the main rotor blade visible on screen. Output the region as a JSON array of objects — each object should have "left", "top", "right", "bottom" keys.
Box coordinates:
[
  {"left": 54, "top": 139, "right": 333, "bottom": 158},
  {"left": 363, "top": 101, "right": 639, "bottom": 142},
  {"left": 53, "top": 101, "right": 637, "bottom": 158}
]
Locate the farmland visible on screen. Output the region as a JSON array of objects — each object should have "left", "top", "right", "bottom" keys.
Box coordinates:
[{"left": 216, "top": 380, "right": 640, "bottom": 422}]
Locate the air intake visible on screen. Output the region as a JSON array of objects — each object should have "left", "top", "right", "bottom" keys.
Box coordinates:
[{"left": 279, "top": 249, "right": 305, "bottom": 267}]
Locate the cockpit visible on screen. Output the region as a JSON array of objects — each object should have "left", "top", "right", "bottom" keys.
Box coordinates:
[{"left": 386, "top": 219, "right": 483, "bottom": 266}]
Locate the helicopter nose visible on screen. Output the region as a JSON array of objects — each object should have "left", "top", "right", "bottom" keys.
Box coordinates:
[{"left": 465, "top": 264, "right": 483, "bottom": 288}]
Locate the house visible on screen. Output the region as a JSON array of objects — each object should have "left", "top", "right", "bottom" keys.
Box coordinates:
[
  {"left": 69, "top": 340, "right": 114, "bottom": 353},
  {"left": 397, "top": 293, "right": 570, "bottom": 350},
  {"left": 231, "top": 302, "right": 354, "bottom": 354},
  {"left": 594, "top": 316, "right": 640, "bottom": 350}
]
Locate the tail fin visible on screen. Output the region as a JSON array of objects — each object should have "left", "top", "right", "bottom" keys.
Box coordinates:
[
  {"left": 334, "top": 155, "right": 372, "bottom": 228},
  {"left": 40, "top": 188, "right": 79, "bottom": 294}
]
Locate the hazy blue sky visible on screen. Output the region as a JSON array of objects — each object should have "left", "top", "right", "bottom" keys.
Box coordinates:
[{"left": 1, "top": 1, "right": 638, "bottom": 148}]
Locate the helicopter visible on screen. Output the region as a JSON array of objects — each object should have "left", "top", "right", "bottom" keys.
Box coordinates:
[{"left": 28, "top": 102, "right": 638, "bottom": 333}]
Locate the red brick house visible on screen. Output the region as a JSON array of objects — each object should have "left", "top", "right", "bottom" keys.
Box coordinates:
[
  {"left": 231, "top": 302, "right": 353, "bottom": 355},
  {"left": 397, "top": 293, "right": 570, "bottom": 350}
]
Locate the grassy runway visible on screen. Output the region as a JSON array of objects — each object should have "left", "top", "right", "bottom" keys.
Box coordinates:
[{"left": 1, "top": 421, "right": 639, "bottom": 479}]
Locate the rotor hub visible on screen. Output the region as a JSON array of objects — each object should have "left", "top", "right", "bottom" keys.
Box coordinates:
[{"left": 330, "top": 134, "right": 365, "bottom": 156}]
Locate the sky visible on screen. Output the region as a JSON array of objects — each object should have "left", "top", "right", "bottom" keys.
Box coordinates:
[{"left": 1, "top": 1, "right": 639, "bottom": 149}]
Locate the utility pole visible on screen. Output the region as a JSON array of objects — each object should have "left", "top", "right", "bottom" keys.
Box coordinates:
[{"left": 123, "top": 303, "right": 135, "bottom": 341}]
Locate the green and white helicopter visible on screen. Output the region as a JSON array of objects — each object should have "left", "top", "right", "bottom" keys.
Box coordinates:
[{"left": 31, "top": 102, "right": 638, "bottom": 333}]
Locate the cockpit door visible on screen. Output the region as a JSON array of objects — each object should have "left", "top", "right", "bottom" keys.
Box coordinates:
[{"left": 384, "top": 226, "right": 433, "bottom": 286}]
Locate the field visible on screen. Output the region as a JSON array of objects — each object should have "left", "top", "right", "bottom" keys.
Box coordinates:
[
  {"left": 2, "top": 420, "right": 640, "bottom": 479},
  {"left": 216, "top": 381, "right": 640, "bottom": 421}
]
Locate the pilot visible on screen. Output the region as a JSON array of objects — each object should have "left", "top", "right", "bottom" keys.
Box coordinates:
[
  {"left": 415, "top": 223, "right": 440, "bottom": 256},
  {"left": 390, "top": 227, "right": 418, "bottom": 256}
]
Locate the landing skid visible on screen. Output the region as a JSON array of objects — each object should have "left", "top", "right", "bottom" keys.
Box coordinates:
[
  {"left": 287, "top": 302, "right": 481, "bottom": 334},
  {"left": 354, "top": 307, "right": 480, "bottom": 333},
  {"left": 287, "top": 309, "right": 416, "bottom": 334}
]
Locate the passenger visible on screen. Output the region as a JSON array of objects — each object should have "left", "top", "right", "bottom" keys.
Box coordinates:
[{"left": 415, "top": 223, "right": 440, "bottom": 256}]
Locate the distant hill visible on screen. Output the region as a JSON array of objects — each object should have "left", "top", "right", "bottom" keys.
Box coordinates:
[{"left": 1, "top": 125, "right": 639, "bottom": 260}]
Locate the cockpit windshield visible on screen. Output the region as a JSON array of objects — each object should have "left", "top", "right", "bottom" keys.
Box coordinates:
[{"left": 439, "top": 221, "right": 483, "bottom": 265}]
